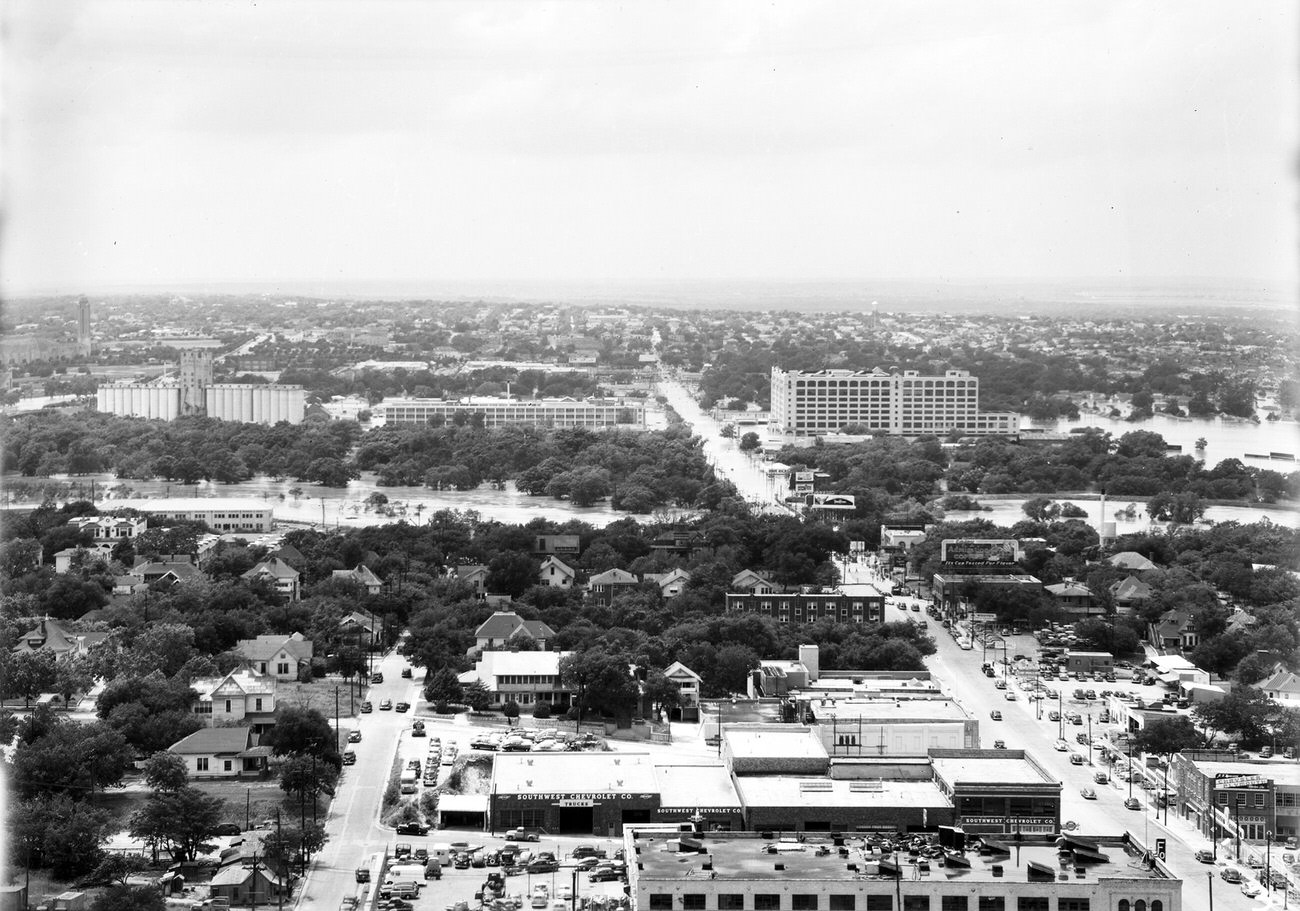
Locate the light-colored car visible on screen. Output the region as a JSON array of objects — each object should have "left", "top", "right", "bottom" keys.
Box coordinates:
[
  {"left": 1054, "top": 739, "right": 1069, "bottom": 751},
  {"left": 1080, "top": 787, "right": 1096, "bottom": 799},
  {"left": 1240, "top": 881, "right": 1263, "bottom": 898}
]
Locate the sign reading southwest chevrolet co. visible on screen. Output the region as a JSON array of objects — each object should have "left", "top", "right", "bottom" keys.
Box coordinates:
[{"left": 1215, "top": 775, "right": 1268, "bottom": 789}]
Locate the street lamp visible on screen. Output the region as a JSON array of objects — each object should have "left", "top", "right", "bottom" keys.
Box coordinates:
[
  {"left": 1087, "top": 715, "right": 1093, "bottom": 766},
  {"left": 1207, "top": 871, "right": 1214, "bottom": 911},
  {"left": 1058, "top": 692, "right": 1065, "bottom": 739}
]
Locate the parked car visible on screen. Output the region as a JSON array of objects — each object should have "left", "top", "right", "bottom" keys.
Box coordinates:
[
  {"left": 1124, "top": 798, "right": 1141, "bottom": 810},
  {"left": 1093, "top": 772, "right": 1109, "bottom": 785},
  {"left": 1241, "top": 881, "right": 1263, "bottom": 898},
  {"left": 506, "top": 827, "right": 540, "bottom": 842},
  {"left": 989, "top": 710, "right": 1002, "bottom": 721},
  {"left": 348, "top": 730, "right": 362, "bottom": 742},
  {"left": 360, "top": 701, "right": 373, "bottom": 713},
  {"left": 1195, "top": 851, "right": 1215, "bottom": 864},
  {"left": 401, "top": 667, "right": 413, "bottom": 678},
  {"left": 1221, "top": 868, "right": 1243, "bottom": 883},
  {"left": 1004, "top": 692, "right": 1017, "bottom": 701},
  {"left": 1080, "top": 788, "right": 1096, "bottom": 800},
  {"left": 342, "top": 750, "right": 356, "bottom": 765},
  {"left": 371, "top": 673, "right": 384, "bottom": 684},
  {"left": 1048, "top": 711, "right": 1061, "bottom": 721},
  {"left": 571, "top": 845, "right": 606, "bottom": 860},
  {"left": 992, "top": 740, "right": 1006, "bottom": 749},
  {"left": 396, "top": 822, "right": 429, "bottom": 836},
  {"left": 1054, "top": 739, "right": 1069, "bottom": 751},
  {"left": 589, "top": 868, "right": 624, "bottom": 883},
  {"left": 527, "top": 859, "right": 560, "bottom": 874},
  {"left": 396, "top": 702, "right": 410, "bottom": 713},
  {"left": 212, "top": 823, "right": 242, "bottom": 836},
  {"left": 1069, "top": 754, "right": 1084, "bottom": 765},
  {"left": 380, "top": 699, "right": 393, "bottom": 710}
]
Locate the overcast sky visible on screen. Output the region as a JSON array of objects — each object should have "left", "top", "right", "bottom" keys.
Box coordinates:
[{"left": 2, "top": 1, "right": 1296, "bottom": 294}]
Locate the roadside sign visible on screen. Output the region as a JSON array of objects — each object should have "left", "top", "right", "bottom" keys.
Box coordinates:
[{"left": 1155, "top": 838, "right": 1166, "bottom": 860}]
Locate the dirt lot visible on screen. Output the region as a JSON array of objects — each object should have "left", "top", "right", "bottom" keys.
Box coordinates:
[{"left": 277, "top": 676, "right": 370, "bottom": 718}]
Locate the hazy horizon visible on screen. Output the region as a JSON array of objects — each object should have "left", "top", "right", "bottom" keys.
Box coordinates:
[{"left": 2, "top": 2, "right": 1297, "bottom": 296}]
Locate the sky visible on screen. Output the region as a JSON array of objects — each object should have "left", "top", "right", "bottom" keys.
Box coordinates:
[{"left": 1, "top": 1, "right": 1297, "bottom": 294}]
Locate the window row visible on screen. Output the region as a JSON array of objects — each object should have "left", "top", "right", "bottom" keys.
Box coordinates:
[{"left": 649, "top": 896, "right": 1093, "bottom": 911}]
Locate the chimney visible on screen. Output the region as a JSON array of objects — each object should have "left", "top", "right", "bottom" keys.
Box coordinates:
[{"left": 798, "top": 644, "right": 820, "bottom": 682}]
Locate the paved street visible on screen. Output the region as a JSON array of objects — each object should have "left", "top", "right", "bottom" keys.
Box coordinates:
[{"left": 853, "top": 566, "right": 1282, "bottom": 911}]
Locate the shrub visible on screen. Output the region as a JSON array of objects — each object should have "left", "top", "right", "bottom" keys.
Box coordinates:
[
  {"left": 503, "top": 700, "right": 520, "bottom": 720},
  {"left": 532, "top": 701, "right": 552, "bottom": 720},
  {"left": 434, "top": 701, "right": 452, "bottom": 715}
]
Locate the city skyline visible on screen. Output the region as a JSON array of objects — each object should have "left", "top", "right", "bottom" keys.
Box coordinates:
[{"left": 2, "top": 1, "right": 1297, "bottom": 296}]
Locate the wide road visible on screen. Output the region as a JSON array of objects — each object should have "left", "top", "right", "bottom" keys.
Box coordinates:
[
  {"left": 656, "top": 377, "right": 790, "bottom": 514},
  {"left": 859, "top": 565, "right": 1275, "bottom": 911},
  {"left": 296, "top": 648, "right": 425, "bottom": 909}
]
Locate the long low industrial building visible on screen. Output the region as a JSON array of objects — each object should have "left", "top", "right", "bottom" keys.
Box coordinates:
[
  {"left": 373, "top": 395, "right": 646, "bottom": 429},
  {"left": 128, "top": 498, "right": 274, "bottom": 533},
  {"left": 627, "top": 829, "right": 1181, "bottom": 911}
]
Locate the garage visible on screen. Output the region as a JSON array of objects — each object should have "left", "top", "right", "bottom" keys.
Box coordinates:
[{"left": 559, "top": 805, "right": 595, "bottom": 834}]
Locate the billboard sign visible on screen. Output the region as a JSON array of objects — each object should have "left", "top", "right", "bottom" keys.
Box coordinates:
[
  {"left": 1216, "top": 775, "right": 1268, "bottom": 789},
  {"left": 941, "top": 539, "right": 1018, "bottom": 565},
  {"left": 807, "top": 493, "right": 856, "bottom": 511}
]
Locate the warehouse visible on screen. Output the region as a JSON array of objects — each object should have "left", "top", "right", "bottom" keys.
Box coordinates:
[{"left": 929, "top": 749, "right": 1063, "bottom": 835}]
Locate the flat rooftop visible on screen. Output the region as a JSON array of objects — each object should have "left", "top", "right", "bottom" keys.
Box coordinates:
[
  {"left": 631, "top": 832, "right": 1173, "bottom": 885},
  {"left": 654, "top": 763, "right": 742, "bottom": 810},
  {"left": 806, "top": 698, "right": 969, "bottom": 722},
  {"left": 725, "top": 727, "right": 828, "bottom": 761},
  {"left": 839, "top": 583, "right": 887, "bottom": 597},
  {"left": 133, "top": 498, "right": 272, "bottom": 511},
  {"left": 734, "top": 777, "right": 948, "bottom": 810},
  {"left": 493, "top": 751, "right": 658, "bottom": 796},
  {"left": 1190, "top": 758, "right": 1300, "bottom": 787},
  {"left": 930, "top": 753, "right": 1058, "bottom": 787}
]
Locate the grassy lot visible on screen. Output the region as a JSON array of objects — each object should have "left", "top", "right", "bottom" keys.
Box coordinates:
[{"left": 277, "top": 675, "right": 369, "bottom": 719}]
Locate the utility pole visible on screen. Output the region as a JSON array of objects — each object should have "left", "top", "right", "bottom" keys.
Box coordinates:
[
  {"left": 251, "top": 851, "right": 259, "bottom": 911},
  {"left": 335, "top": 686, "right": 340, "bottom": 753}
]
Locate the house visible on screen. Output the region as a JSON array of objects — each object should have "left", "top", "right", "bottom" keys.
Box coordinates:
[
  {"left": 234, "top": 632, "right": 313, "bottom": 681},
  {"left": 53, "top": 545, "right": 112, "bottom": 573},
  {"left": 1224, "top": 608, "right": 1257, "bottom": 637},
  {"left": 241, "top": 557, "right": 301, "bottom": 601},
  {"left": 191, "top": 669, "right": 278, "bottom": 733},
  {"left": 645, "top": 568, "right": 691, "bottom": 598},
  {"left": 648, "top": 528, "right": 707, "bottom": 556},
  {"left": 533, "top": 534, "right": 581, "bottom": 556},
  {"left": 268, "top": 542, "right": 306, "bottom": 569},
  {"left": 453, "top": 564, "right": 490, "bottom": 598},
  {"left": 457, "top": 649, "right": 575, "bottom": 709},
  {"left": 114, "top": 557, "right": 203, "bottom": 594},
  {"left": 538, "top": 556, "right": 576, "bottom": 589},
  {"left": 339, "top": 609, "right": 382, "bottom": 647},
  {"left": 209, "top": 857, "right": 290, "bottom": 905},
  {"left": 1107, "top": 551, "right": 1158, "bottom": 572},
  {"left": 474, "top": 611, "right": 556, "bottom": 651},
  {"left": 168, "top": 726, "right": 271, "bottom": 779},
  {"left": 1109, "top": 575, "right": 1153, "bottom": 613},
  {"left": 11, "top": 618, "right": 109, "bottom": 657},
  {"left": 661, "top": 661, "right": 703, "bottom": 720},
  {"left": 1259, "top": 667, "right": 1300, "bottom": 706},
  {"left": 731, "top": 569, "right": 781, "bottom": 595},
  {"left": 1148, "top": 609, "right": 1199, "bottom": 652},
  {"left": 1044, "top": 580, "right": 1102, "bottom": 615},
  {"left": 586, "top": 568, "right": 640, "bottom": 605},
  {"left": 70, "top": 515, "right": 147, "bottom": 541},
  {"left": 330, "top": 564, "right": 383, "bottom": 595}
]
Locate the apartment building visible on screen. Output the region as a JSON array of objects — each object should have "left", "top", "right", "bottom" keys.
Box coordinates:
[
  {"left": 373, "top": 396, "right": 645, "bottom": 429},
  {"left": 769, "top": 367, "right": 1019, "bottom": 438}
]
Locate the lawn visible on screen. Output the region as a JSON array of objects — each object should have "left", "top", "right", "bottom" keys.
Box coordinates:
[{"left": 276, "top": 675, "right": 370, "bottom": 720}]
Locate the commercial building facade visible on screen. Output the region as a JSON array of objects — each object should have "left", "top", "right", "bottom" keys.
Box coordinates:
[
  {"left": 132, "top": 497, "right": 274, "bottom": 533},
  {"left": 929, "top": 750, "right": 1063, "bottom": 836},
  {"left": 627, "top": 830, "right": 1181, "bottom": 911},
  {"left": 769, "top": 367, "right": 1020, "bottom": 438},
  {"left": 726, "top": 590, "right": 885, "bottom": 625},
  {"left": 1170, "top": 751, "right": 1299, "bottom": 843}
]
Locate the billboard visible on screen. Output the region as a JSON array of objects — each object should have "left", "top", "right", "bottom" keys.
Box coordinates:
[
  {"left": 806, "top": 493, "right": 856, "bottom": 511},
  {"left": 941, "top": 539, "right": 1018, "bottom": 565}
]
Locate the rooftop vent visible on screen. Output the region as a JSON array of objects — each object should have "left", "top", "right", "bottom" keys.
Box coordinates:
[
  {"left": 991, "top": 865, "right": 1003, "bottom": 878},
  {"left": 774, "top": 863, "right": 785, "bottom": 872},
  {"left": 849, "top": 781, "right": 883, "bottom": 792}
]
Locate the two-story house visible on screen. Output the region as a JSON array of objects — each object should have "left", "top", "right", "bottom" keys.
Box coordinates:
[
  {"left": 457, "top": 649, "right": 574, "bottom": 709},
  {"left": 538, "top": 556, "right": 576, "bottom": 589},
  {"left": 241, "top": 557, "right": 301, "bottom": 601},
  {"left": 1044, "top": 580, "right": 1102, "bottom": 615},
  {"left": 191, "top": 669, "right": 278, "bottom": 735},
  {"left": 11, "top": 618, "right": 109, "bottom": 658},
  {"left": 474, "top": 612, "right": 557, "bottom": 651},
  {"left": 730, "top": 569, "right": 781, "bottom": 595},
  {"left": 644, "top": 568, "right": 691, "bottom": 598},
  {"left": 661, "top": 660, "right": 703, "bottom": 720},
  {"left": 233, "top": 633, "right": 313, "bottom": 681},
  {"left": 586, "top": 568, "right": 640, "bottom": 605},
  {"left": 330, "top": 564, "right": 383, "bottom": 595},
  {"left": 452, "top": 564, "right": 490, "bottom": 598},
  {"left": 1148, "top": 609, "right": 1199, "bottom": 652}
]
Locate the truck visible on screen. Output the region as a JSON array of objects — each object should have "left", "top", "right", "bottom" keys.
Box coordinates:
[{"left": 399, "top": 768, "right": 418, "bottom": 794}]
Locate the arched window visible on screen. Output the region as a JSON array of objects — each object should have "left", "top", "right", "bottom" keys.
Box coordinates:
[
  {"left": 1118, "top": 901, "right": 1129, "bottom": 911},
  {"left": 1150, "top": 901, "right": 1162, "bottom": 911},
  {"left": 1134, "top": 900, "right": 1147, "bottom": 911}
]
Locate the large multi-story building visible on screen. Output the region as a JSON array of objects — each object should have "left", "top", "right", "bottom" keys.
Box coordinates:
[
  {"left": 1171, "top": 750, "right": 1300, "bottom": 844},
  {"left": 373, "top": 395, "right": 645, "bottom": 429},
  {"left": 131, "top": 497, "right": 273, "bottom": 533},
  {"left": 627, "top": 829, "right": 1181, "bottom": 911},
  {"left": 769, "top": 367, "right": 1019, "bottom": 438}
]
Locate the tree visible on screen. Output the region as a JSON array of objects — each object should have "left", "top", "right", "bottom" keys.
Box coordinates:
[
  {"left": 11, "top": 718, "right": 134, "bottom": 797},
  {"left": 642, "top": 670, "right": 682, "bottom": 720},
  {"left": 88, "top": 854, "right": 151, "bottom": 887},
  {"left": 486, "top": 552, "right": 538, "bottom": 598},
  {"left": 1193, "top": 687, "right": 1280, "bottom": 749},
  {"left": 142, "top": 751, "right": 189, "bottom": 794},
  {"left": 559, "top": 648, "right": 640, "bottom": 724},
  {"left": 712, "top": 644, "right": 759, "bottom": 696},
  {"left": 90, "top": 885, "right": 166, "bottom": 911},
  {"left": 279, "top": 752, "right": 340, "bottom": 802},
  {"left": 503, "top": 699, "right": 520, "bottom": 721},
  {"left": 262, "top": 705, "right": 337, "bottom": 758},
  {"left": 6, "top": 650, "right": 57, "bottom": 708},
  {"left": 129, "top": 786, "right": 225, "bottom": 862},
  {"left": 1147, "top": 491, "right": 1206, "bottom": 525},
  {"left": 1131, "top": 717, "right": 1204, "bottom": 755},
  {"left": 1022, "top": 497, "right": 1061, "bottom": 522},
  {"left": 54, "top": 652, "right": 94, "bottom": 705},
  {"left": 261, "top": 821, "right": 328, "bottom": 870},
  {"left": 424, "top": 667, "right": 463, "bottom": 704},
  {"left": 738, "top": 432, "right": 761, "bottom": 452},
  {"left": 462, "top": 679, "right": 491, "bottom": 711}
]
